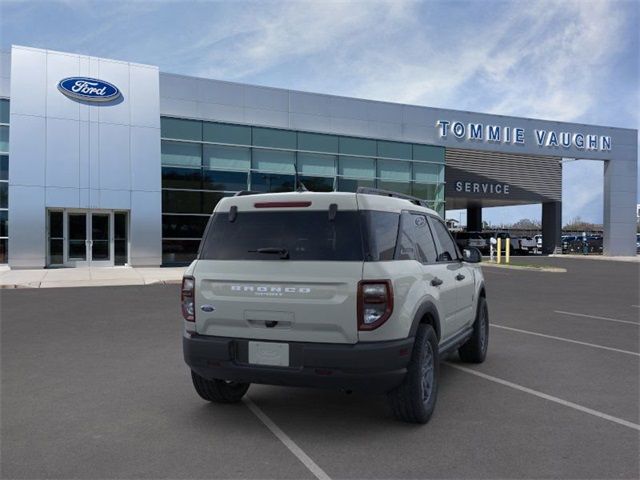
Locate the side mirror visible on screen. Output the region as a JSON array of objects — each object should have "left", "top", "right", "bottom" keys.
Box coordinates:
[{"left": 462, "top": 247, "right": 482, "bottom": 263}]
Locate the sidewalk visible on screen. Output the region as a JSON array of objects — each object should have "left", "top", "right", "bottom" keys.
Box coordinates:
[{"left": 0, "top": 266, "right": 187, "bottom": 289}]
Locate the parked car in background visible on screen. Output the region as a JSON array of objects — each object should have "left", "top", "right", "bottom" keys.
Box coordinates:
[
  {"left": 452, "top": 231, "right": 488, "bottom": 253},
  {"left": 637, "top": 234, "right": 640, "bottom": 253},
  {"left": 517, "top": 236, "right": 537, "bottom": 254}
]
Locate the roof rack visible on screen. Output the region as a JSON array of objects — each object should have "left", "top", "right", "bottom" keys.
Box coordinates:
[
  {"left": 233, "top": 190, "right": 260, "bottom": 197},
  {"left": 356, "top": 187, "right": 430, "bottom": 208}
]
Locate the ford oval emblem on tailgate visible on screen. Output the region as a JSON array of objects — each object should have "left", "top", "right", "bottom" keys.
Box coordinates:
[{"left": 200, "top": 305, "right": 215, "bottom": 312}]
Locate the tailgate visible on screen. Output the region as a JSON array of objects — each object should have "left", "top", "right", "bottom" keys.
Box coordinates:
[{"left": 194, "top": 260, "right": 361, "bottom": 344}]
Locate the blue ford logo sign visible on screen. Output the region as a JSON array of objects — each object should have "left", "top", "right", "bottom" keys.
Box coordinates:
[{"left": 57, "top": 77, "right": 121, "bottom": 102}]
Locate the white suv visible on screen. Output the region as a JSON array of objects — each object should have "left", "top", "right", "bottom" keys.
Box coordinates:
[{"left": 182, "top": 189, "right": 488, "bottom": 423}]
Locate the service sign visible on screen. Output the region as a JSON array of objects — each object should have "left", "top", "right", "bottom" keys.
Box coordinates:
[{"left": 58, "top": 77, "right": 121, "bottom": 102}]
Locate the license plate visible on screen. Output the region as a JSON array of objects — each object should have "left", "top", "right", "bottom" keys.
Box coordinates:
[{"left": 248, "top": 341, "right": 289, "bottom": 367}]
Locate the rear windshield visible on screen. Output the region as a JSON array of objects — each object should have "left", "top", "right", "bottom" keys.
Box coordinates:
[{"left": 199, "top": 211, "right": 365, "bottom": 261}]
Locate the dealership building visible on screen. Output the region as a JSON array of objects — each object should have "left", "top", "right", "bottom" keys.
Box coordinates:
[{"left": 0, "top": 45, "right": 637, "bottom": 268}]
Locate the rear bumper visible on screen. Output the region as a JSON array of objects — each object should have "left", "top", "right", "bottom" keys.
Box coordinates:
[{"left": 183, "top": 333, "right": 414, "bottom": 393}]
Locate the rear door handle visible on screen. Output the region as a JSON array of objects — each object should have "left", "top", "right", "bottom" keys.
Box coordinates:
[
  {"left": 431, "top": 277, "right": 443, "bottom": 287},
  {"left": 456, "top": 274, "right": 465, "bottom": 281}
]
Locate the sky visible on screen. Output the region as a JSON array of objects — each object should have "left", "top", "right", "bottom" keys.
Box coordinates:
[{"left": 1, "top": 0, "right": 638, "bottom": 226}]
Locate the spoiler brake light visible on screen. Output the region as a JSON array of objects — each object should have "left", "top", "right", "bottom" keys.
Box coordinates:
[{"left": 254, "top": 201, "right": 312, "bottom": 208}]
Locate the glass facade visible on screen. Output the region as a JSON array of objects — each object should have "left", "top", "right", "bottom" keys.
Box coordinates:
[
  {"left": 160, "top": 116, "right": 446, "bottom": 265},
  {"left": 0, "top": 99, "right": 8, "bottom": 264}
]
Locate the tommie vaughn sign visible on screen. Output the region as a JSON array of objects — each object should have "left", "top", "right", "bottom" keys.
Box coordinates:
[
  {"left": 57, "top": 77, "right": 121, "bottom": 102},
  {"left": 436, "top": 120, "right": 612, "bottom": 152}
]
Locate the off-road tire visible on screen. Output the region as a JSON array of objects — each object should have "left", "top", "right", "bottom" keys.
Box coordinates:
[
  {"left": 458, "top": 296, "right": 489, "bottom": 363},
  {"left": 387, "top": 324, "right": 439, "bottom": 424},
  {"left": 191, "top": 370, "right": 250, "bottom": 403}
]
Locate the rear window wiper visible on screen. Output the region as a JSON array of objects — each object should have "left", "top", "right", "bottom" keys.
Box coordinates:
[{"left": 248, "top": 247, "right": 290, "bottom": 259}]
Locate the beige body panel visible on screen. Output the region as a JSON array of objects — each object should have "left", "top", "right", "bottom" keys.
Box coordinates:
[{"left": 192, "top": 260, "right": 362, "bottom": 344}]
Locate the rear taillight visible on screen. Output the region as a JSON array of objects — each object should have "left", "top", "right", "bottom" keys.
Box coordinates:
[
  {"left": 358, "top": 280, "right": 393, "bottom": 330},
  {"left": 181, "top": 276, "right": 195, "bottom": 323}
]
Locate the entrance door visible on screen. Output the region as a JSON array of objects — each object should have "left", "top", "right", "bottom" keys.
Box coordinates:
[
  {"left": 47, "top": 210, "right": 129, "bottom": 267},
  {"left": 67, "top": 212, "right": 88, "bottom": 266},
  {"left": 89, "top": 213, "right": 112, "bottom": 266}
]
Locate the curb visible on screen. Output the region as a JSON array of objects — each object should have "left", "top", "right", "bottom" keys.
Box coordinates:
[
  {"left": 481, "top": 262, "right": 566, "bottom": 273},
  {"left": 0, "top": 279, "right": 183, "bottom": 289}
]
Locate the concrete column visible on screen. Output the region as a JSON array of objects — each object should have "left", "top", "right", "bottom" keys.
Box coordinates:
[
  {"left": 542, "top": 201, "right": 562, "bottom": 254},
  {"left": 603, "top": 158, "right": 637, "bottom": 256},
  {"left": 467, "top": 206, "right": 482, "bottom": 231}
]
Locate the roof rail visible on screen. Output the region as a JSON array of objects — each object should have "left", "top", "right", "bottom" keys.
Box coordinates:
[
  {"left": 356, "top": 187, "right": 430, "bottom": 208},
  {"left": 233, "top": 190, "right": 260, "bottom": 197}
]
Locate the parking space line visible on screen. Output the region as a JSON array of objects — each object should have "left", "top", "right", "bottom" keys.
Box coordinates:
[
  {"left": 554, "top": 310, "right": 639, "bottom": 326},
  {"left": 492, "top": 324, "right": 640, "bottom": 357},
  {"left": 446, "top": 363, "right": 640, "bottom": 432},
  {"left": 244, "top": 396, "right": 331, "bottom": 480}
]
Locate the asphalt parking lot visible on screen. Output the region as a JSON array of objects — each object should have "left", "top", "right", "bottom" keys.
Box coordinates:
[{"left": 1, "top": 257, "right": 639, "bottom": 479}]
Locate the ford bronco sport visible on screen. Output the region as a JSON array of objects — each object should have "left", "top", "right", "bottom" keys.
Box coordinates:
[{"left": 182, "top": 188, "right": 488, "bottom": 423}]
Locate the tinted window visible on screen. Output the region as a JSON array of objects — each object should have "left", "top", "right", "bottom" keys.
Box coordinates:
[
  {"left": 162, "top": 167, "right": 202, "bottom": 189},
  {"left": 396, "top": 213, "right": 438, "bottom": 263},
  {"left": 298, "top": 176, "right": 334, "bottom": 192},
  {"left": 202, "top": 170, "right": 247, "bottom": 191},
  {"left": 0, "top": 155, "right": 7, "bottom": 180},
  {"left": 163, "top": 239, "right": 200, "bottom": 264},
  {"left": 428, "top": 217, "right": 459, "bottom": 262},
  {"left": 200, "top": 211, "right": 363, "bottom": 261},
  {"left": 162, "top": 215, "right": 209, "bottom": 238},
  {"left": 360, "top": 211, "right": 399, "bottom": 261},
  {"left": 250, "top": 173, "right": 295, "bottom": 193}
]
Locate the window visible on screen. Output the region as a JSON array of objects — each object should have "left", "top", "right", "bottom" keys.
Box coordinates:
[
  {"left": 162, "top": 190, "right": 202, "bottom": 214},
  {"left": 0, "top": 155, "right": 8, "bottom": 180},
  {"left": 0, "top": 210, "right": 7, "bottom": 237},
  {"left": 378, "top": 141, "right": 412, "bottom": 160},
  {"left": 339, "top": 137, "right": 376, "bottom": 157},
  {"left": 202, "top": 192, "right": 232, "bottom": 213},
  {"left": 378, "top": 160, "right": 411, "bottom": 181},
  {"left": 338, "top": 156, "right": 375, "bottom": 179},
  {"left": 200, "top": 211, "right": 363, "bottom": 261},
  {"left": 161, "top": 117, "right": 202, "bottom": 141},
  {"left": 161, "top": 141, "right": 201, "bottom": 167},
  {"left": 428, "top": 216, "right": 459, "bottom": 262},
  {"left": 252, "top": 127, "right": 296, "bottom": 149},
  {"left": 298, "top": 176, "right": 333, "bottom": 192},
  {"left": 203, "top": 145, "right": 250, "bottom": 171},
  {"left": 162, "top": 239, "right": 201, "bottom": 264},
  {"left": 337, "top": 178, "right": 375, "bottom": 192},
  {"left": 203, "top": 122, "right": 250, "bottom": 145},
  {"left": 360, "top": 211, "right": 399, "bottom": 261},
  {"left": 0, "top": 183, "right": 7, "bottom": 209},
  {"left": 162, "top": 215, "right": 209, "bottom": 238},
  {"left": 377, "top": 181, "right": 411, "bottom": 195},
  {"left": 298, "top": 132, "right": 338, "bottom": 154},
  {"left": 297, "top": 153, "right": 336, "bottom": 177},
  {"left": 0, "top": 126, "right": 8, "bottom": 153},
  {"left": 413, "top": 163, "right": 443, "bottom": 183},
  {"left": 396, "top": 213, "right": 438, "bottom": 263},
  {"left": 412, "top": 183, "right": 443, "bottom": 201},
  {"left": 252, "top": 149, "right": 295, "bottom": 174},
  {"left": 202, "top": 170, "right": 247, "bottom": 192},
  {"left": 250, "top": 172, "right": 295, "bottom": 193},
  {"left": 162, "top": 167, "right": 202, "bottom": 190},
  {"left": 0, "top": 99, "right": 9, "bottom": 124},
  {"left": 413, "top": 144, "right": 445, "bottom": 163},
  {"left": 157, "top": 116, "right": 446, "bottom": 265},
  {"left": 0, "top": 238, "right": 7, "bottom": 264},
  {"left": 114, "top": 212, "right": 128, "bottom": 266}
]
